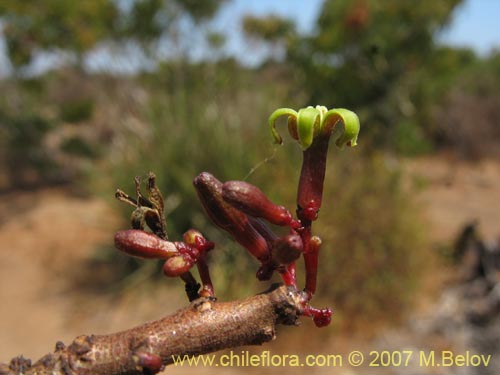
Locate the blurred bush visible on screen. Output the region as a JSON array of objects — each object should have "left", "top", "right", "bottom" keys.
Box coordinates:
[
  {"left": 0, "top": 70, "right": 103, "bottom": 191},
  {"left": 314, "top": 152, "right": 429, "bottom": 328},
  {"left": 59, "top": 98, "right": 95, "bottom": 124},
  {"left": 285, "top": 0, "right": 468, "bottom": 155},
  {"left": 0, "top": 111, "right": 58, "bottom": 190},
  {"left": 434, "top": 51, "right": 500, "bottom": 159}
]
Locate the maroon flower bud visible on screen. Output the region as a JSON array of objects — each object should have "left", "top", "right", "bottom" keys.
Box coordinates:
[
  {"left": 114, "top": 229, "right": 178, "bottom": 259},
  {"left": 163, "top": 254, "right": 195, "bottom": 277},
  {"left": 135, "top": 352, "right": 164, "bottom": 374},
  {"left": 222, "top": 181, "right": 296, "bottom": 227},
  {"left": 183, "top": 229, "right": 214, "bottom": 252},
  {"left": 193, "top": 172, "right": 269, "bottom": 261},
  {"left": 272, "top": 234, "right": 303, "bottom": 266}
]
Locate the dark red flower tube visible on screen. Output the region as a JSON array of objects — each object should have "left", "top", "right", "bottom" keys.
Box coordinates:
[
  {"left": 114, "top": 229, "right": 178, "bottom": 259},
  {"left": 296, "top": 135, "right": 330, "bottom": 222},
  {"left": 193, "top": 172, "right": 269, "bottom": 262}
]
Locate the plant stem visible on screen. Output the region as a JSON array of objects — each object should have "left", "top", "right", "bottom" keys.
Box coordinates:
[{"left": 0, "top": 286, "right": 305, "bottom": 375}]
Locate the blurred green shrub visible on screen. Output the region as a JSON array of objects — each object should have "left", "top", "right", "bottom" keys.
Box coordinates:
[
  {"left": 394, "top": 120, "right": 432, "bottom": 156},
  {"left": 0, "top": 73, "right": 100, "bottom": 190},
  {"left": 314, "top": 152, "right": 429, "bottom": 328},
  {"left": 0, "top": 110, "right": 59, "bottom": 189},
  {"left": 433, "top": 51, "right": 500, "bottom": 159},
  {"left": 59, "top": 98, "right": 95, "bottom": 123},
  {"left": 60, "top": 136, "right": 100, "bottom": 158},
  {"left": 285, "top": 0, "right": 467, "bottom": 155}
]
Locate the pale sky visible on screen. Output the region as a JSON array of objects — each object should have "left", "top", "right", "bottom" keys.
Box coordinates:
[
  {"left": 218, "top": 0, "right": 500, "bottom": 65},
  {"left": 438, "top": 0, "right": 500, "bottom": 55}
]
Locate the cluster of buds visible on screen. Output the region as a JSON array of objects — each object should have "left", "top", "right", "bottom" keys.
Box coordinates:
[
  {"left": 113, "top": 106, "right": 360, "bottom": 327},
  {"left": 114, "top": 173, "right": 215, "bottom": 301}
]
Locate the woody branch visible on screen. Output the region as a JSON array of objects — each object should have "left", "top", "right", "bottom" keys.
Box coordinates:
[{"left": 0, "top": 285, "right": 304, "bottom": 375}]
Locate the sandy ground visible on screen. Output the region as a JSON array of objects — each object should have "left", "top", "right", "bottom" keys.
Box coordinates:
[
  {"left": 404, "top": 156, "right": 500, "bottom": 243},
  {"left": 0, "top": 156, "right": 499, "bottom": 373},
  {"left": 0, "top": 189, "right": 185, "bottom": 361}
]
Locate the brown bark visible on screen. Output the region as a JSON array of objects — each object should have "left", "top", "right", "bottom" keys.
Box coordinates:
[{"left": 0, "top": 285, "right": 306, "bottom": 375}]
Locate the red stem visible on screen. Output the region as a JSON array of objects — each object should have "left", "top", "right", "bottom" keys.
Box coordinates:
[
  {"left": 196, "top": 252, "right": 215, "bottom": 297},
  {"left": 279, "top": 262, "right": 297, "bottom": 287},
  {"left": 304, "top": 236, "right": 321, "bottom": 298}
]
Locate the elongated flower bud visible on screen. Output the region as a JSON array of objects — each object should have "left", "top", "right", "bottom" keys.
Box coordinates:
[
  {"left": 193, "top": 172, "right": 269, "bottom": 261},
  {"left": 248, "top": 217, "right": 278, "bottom": 245},
  {"left": 114, "top": 229, "right": 178, "bottom": 259},
  {"left": 222, "top": 180, "right": 294, "bottom": 227}
]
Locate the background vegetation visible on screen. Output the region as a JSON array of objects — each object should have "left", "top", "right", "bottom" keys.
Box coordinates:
[{"left": 1, "top": 0, "right": 498, "bottom": 330}]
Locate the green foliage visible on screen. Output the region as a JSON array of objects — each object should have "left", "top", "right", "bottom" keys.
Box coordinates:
[
  {"left": 173, "top": 0, "right": 225, "bottom": 23},
  {"left": 117, "top": 0, "right": 226, "bottom": 45},
  {"left": 0, "top": 71, "right": 102, "bottom": 190},
  {"left": 0, "top": 110, "right": 58, "bottom": 188},
  {"left": 59, "top": 98, "right": 94, "bottom": 123},
  {"left": 0, "top": 0, "right": 227, "bottom": 68},
  {"left": 122, "top": 0, "right": 164, "bottom": 41},
  {"left": 287, "top": 0, "right": 464, "bottom": 154},
  {"left": 433, "top": 51, "right": 500, "bottom": 159},
  {"left": 0, "top": 0, "right": 117, "bottom": 66},
  {"left": 206, "top": 32, "right": 226, "bottom": 51},
  {"left": 0, "top": 77, "right": 57, "bottom": 188},
  {"left": 60, "top": 136, "right": 100, "bottom": 158},
  {"left": 393, "top": 120, "right": 432, "bottom": 156},
  {"left": 243, "top": 14, "right": 296, "bottom": 43}
]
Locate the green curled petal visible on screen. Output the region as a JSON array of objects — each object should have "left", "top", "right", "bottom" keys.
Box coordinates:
[
  {"left": 297, "top": 107, "right": 321, "bottom": 150},
  {"left": 268, "top": 108, "right": 298, "bottom": 145},
  {"left": 321, "top": 108, "right": 360, "bottom": 148}
]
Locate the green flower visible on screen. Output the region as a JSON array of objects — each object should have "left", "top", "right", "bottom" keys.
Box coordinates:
[{"left": 269, "top": 105, "right": 360, "bottom": 150}]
